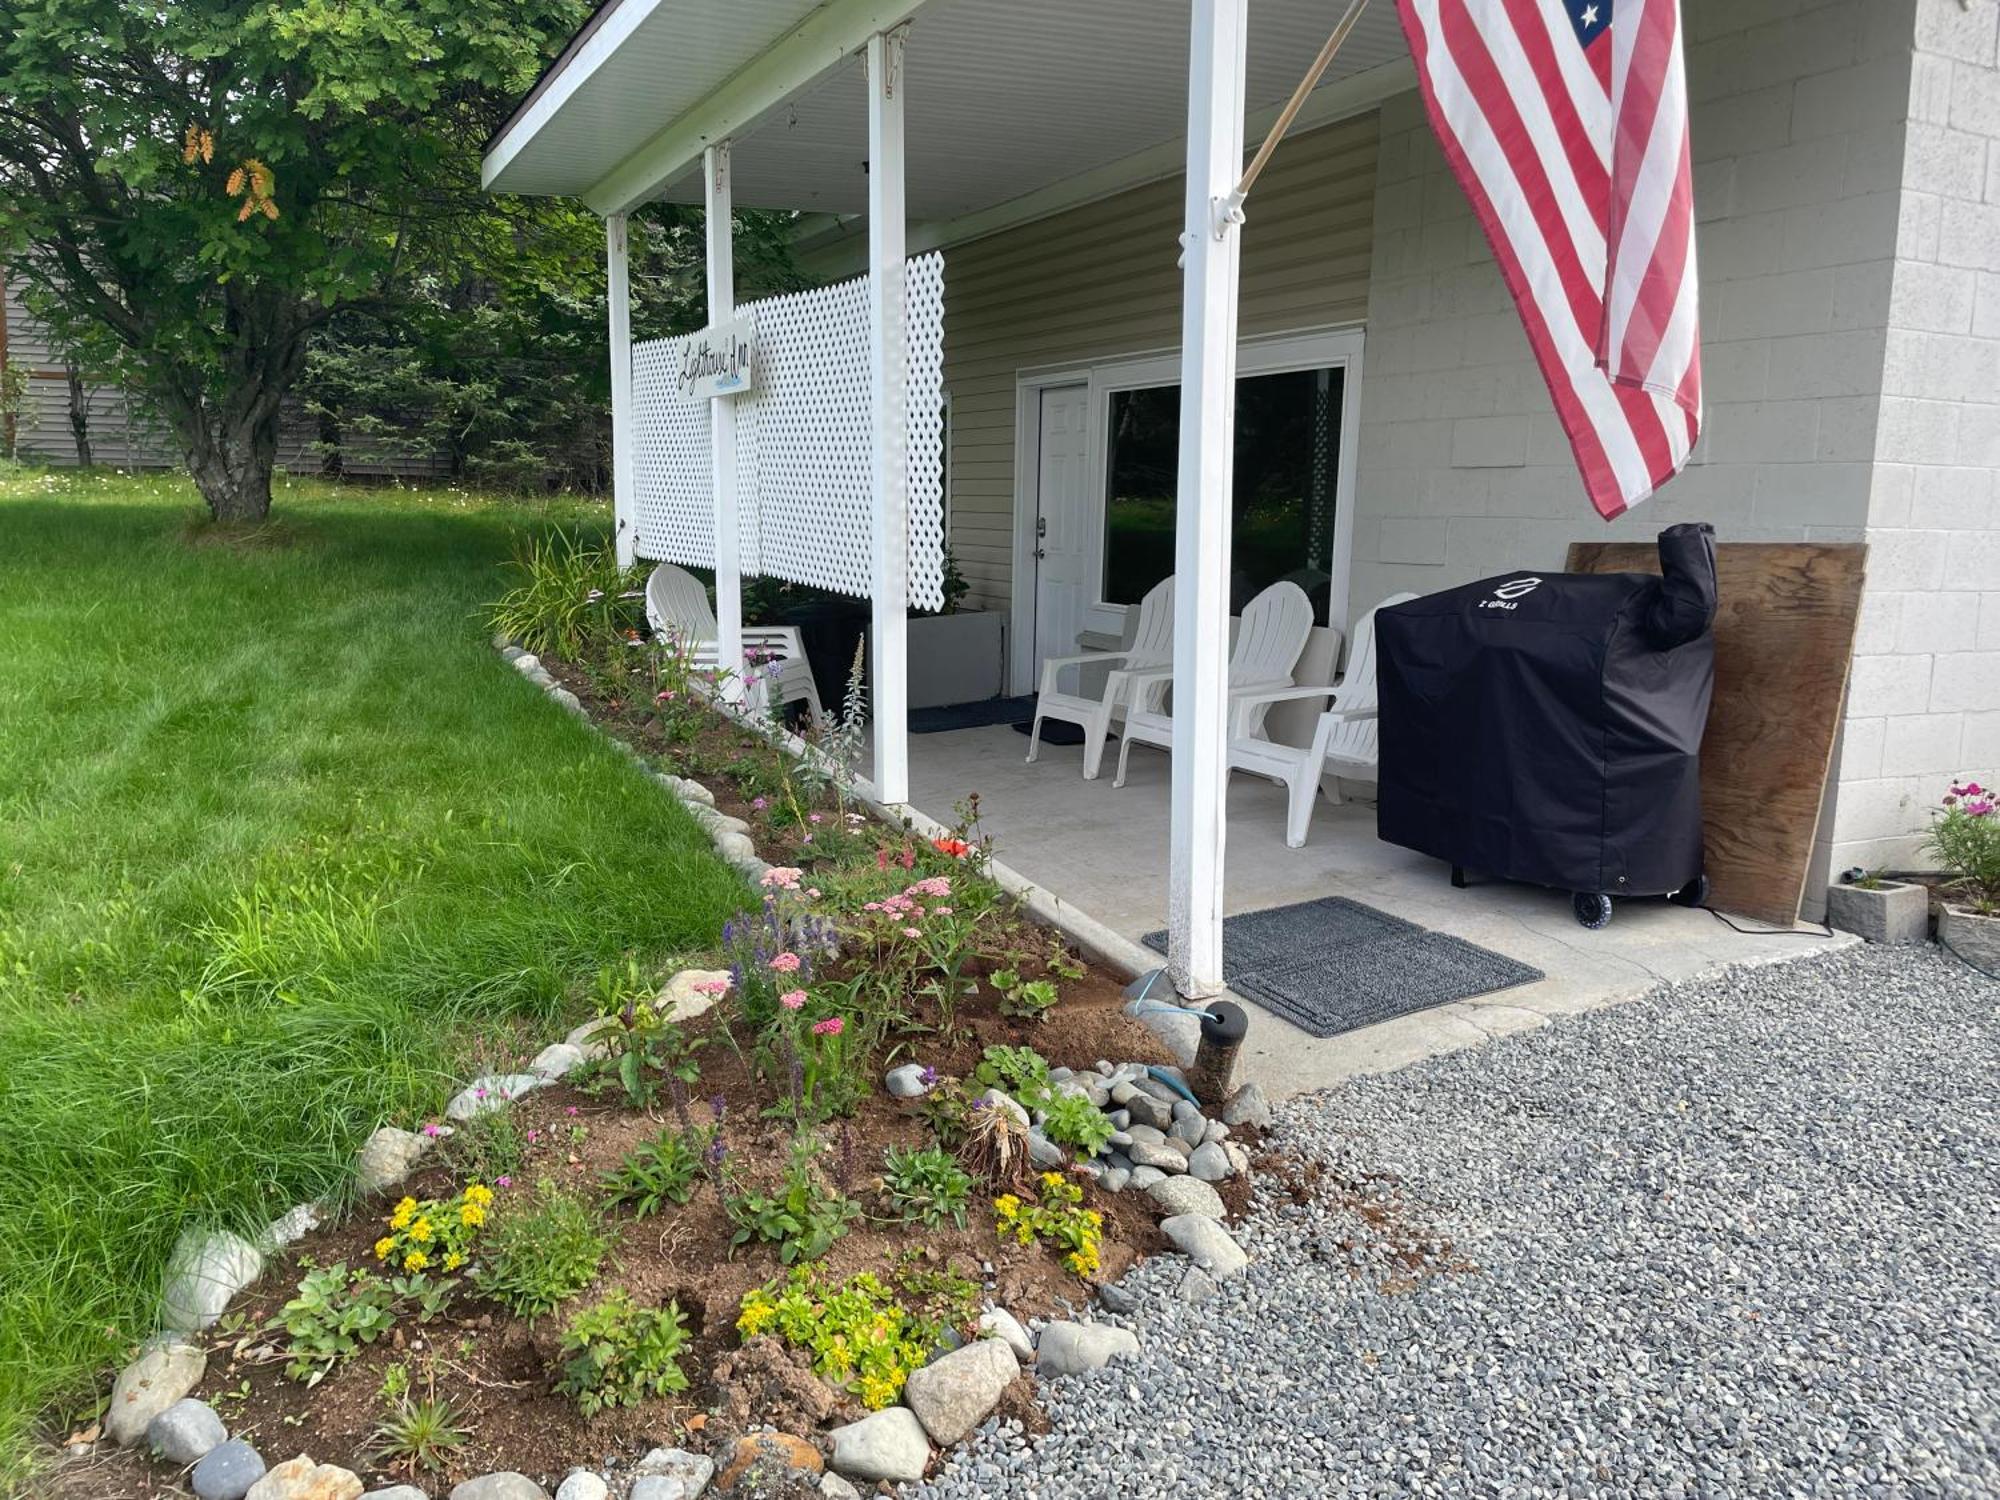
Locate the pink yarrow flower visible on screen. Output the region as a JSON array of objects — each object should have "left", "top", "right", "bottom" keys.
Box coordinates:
[
  {"left": 907, "top": 876, "right": 952, "bottom": 899},
  {"left": 760, "top": 866, "right": 804, "bottom": 891},
  {"left": 780, "top": 989, "right": 808, "bottom": 1011},
  {"left": 811, "top": 1016, "right": 845, "bottom": 1036},
  {"left": 769, "top": 951, "right": 802, "bottom": 973},
  {"left": 692, "top": 977, "right": 732, "bottom": 997}
]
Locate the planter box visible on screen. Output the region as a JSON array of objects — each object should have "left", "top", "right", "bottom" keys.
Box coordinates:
[
  {"left": 1939, "top": 903, "right": 2000, "bottom": 971},
  {"left": 876, "top": 611, "right": 1007, "bottom": 710},
  {"left": 1825, "top": 879, "right": 1930, "bottom": 945}
]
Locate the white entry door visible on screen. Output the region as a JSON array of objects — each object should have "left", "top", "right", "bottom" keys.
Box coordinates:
[{"left": 1032, "top": 384, "right": 1093, "bottom": 676}]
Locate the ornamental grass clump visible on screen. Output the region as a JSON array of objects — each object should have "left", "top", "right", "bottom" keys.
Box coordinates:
[
  {"left": 1927, "top": 780, "right": 2000, "bottom": 914},
  {"left": 995, "top": 1172, "right": 1104, "bottom": 1279}
]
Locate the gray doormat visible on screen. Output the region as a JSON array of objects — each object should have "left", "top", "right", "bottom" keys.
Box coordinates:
[{"left": 1142, "top": 896, "right": 1543, "bottom": 1039}]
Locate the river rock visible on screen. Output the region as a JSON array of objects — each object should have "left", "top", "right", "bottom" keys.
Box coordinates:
[
  {"left": 1024, "top": 1130, "right": 1066, "bottom": 1169},
  {"left": 884, "top": 1063, "right": 933, "bottom": 1098},
  {"left": 354, "top": 1126, "right": 431, "bottom": 1194},
  {"left": 1124, "top": 1090, "right": 1174, "bottom": 1131},
  {"left": 715, "top": 1433, "right": 817, "bottom": 1491},
  {"left": 1161, "top": 1213, "right": 1250, "bottom": 1279},
  {"left": 160, "top": 1229, "right": 264, "bottom": 1331},
  {"left": 148, "top": 1397, "right": 226, "bottom": 1463},
  {"left": 1127, "top": 1140, "right": 1187, "bottom": 1174},
  {"left": 195, "top": 1442, "right": 268, "bottom": 1500},
  {"left": 446, "top": 1476, "right": 547, "bottom": 1500},
  {"left": 445, "top": 1073, "right": 542, "bottom": 1121},
  {"left": 528, "top": 1042, "right": 584, "bottom": 1080},
  {"left": 829, "top": 1408, "right": 930, "bottom": 1484},
  {"left": 1146, "top": 1174, "right": 1226, "bottom": 1219},
  {"left": 977, "top": 1306, "right": 1035, "bottom": 1362},
  {"left": 551, "top": 1474, "right": 605, "bottom": 1500},
  {"left": 1220, "top": 1081, "right": 1272, "bottom": 1128},
  {"left": 818, "top": 1477, "right": 861, "bottom": 1500},
  {"left": 564, "top": 1017, "right": 616, "bottom": 1060},
  {"left": 247, "top": 1456, "right": 364, "bottom": 1500},
  {"left": 1035, "top": 1321, "right": 1140, "bottom": 1376},
  {"left": 1128, "top": 1165, "right": 1166, "bottom": 1190},
  {"left": 978, "top": 1087, "right": 1030, "bottom": 1128},
  {"left": 904, "top": 1337, "right": 1018, "bottom": 1446},
  {"left": 365, "top": 1489, "right": 429, "bottom": 1500},
  {"left": 630, "top": 1445, "right": 715, "bottom": 1498},
  {"left": 107, "top": 1339, "right": 206, "bottom": 1446},
  {"left": 1187, "top": 1141, "right": 1233, "bottom": 1182},
  {"left": 657, "top": 969, "right": 731, "bottom": 1023}
]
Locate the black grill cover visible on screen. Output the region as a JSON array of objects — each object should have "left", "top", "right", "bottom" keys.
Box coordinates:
[{"left": 1376, "top": 524, "right": 1718, "bottom": 898}]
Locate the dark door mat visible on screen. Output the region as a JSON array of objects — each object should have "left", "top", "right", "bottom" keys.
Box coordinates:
[
  {"left": 910, "top": 695, "right": 1038, "bottom": 734},
  {"left": 1142, "top": 895, "right": 1543, "bottom": 1039}
]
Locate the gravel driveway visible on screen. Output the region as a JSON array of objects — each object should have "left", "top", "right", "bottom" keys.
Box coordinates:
[{"left": 917, "top": 945, "right": 1999, "bottom": 1499}]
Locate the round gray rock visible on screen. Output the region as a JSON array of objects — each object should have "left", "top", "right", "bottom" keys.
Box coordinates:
[
  {"left": 148, "top": 1397, "right": 226, "bottom": 1464},
  {"left": 159, "top": 1229, "right": 264, "bottom": 1332},
  {"left": 1186, "top": 1141, "right": 1233, "bottom": 1182},
  {"left": 977, "top": 1306, "right": 1035, "bottom": 1362},
  {"left": 628, "top": 1447, "right": 713, "bottom": 1500},
  {"left": 829, "top": 1407, "right": 930, "bottom": 1483},
  {"left": 884, "top": 1063, "right": 934, "bottom": 1098},
  {"left": 1145, "top": 1174, "right": 1226, "bottom": 1220},
  {"left": 1035, "top": 1321, "right": 1139, "bottom": 1376},
  {"left": 1220, "top": 1080, "right": 1271, "bottom": 1128},
  {"left": 106, "top": 1338, "right": 206, "bottom": 1446},
  {"left": 904, "top": 1336, "right": 1019, "bottom": 1445},
  {"left": 364, "top": 1489, "right": 430, "bottom": 1500},
  {"left": 551, "top": 1475, "right": 606, "bottom": 1500},
  {"left": 1126, "top": 1140, "right": 1186, "bottom": 1174},
  {"left": 192, "top": 1440, "right": 266, "bottom": 1500},
  {"left": 1159, "top": 1212, "right": 1249, "bottom": 1278},
  {"left": 448, "top": 1475, "right": 549, "bottom": 1500}
]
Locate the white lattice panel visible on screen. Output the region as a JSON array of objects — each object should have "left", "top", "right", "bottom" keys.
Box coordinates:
[{"left": 627, "top": 254, "right": 946, "bottom": 611}]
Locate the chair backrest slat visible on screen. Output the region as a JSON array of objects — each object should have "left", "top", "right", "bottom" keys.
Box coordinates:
[
  {"left": 1127, "top": 575, "right": 1176, "bottom": 666},
  {"left": 646, "top": 563, "right": 720, "bottom": 642},
  {"left": 1229, "top": 581, "right": 1314, "bottom": 687}
]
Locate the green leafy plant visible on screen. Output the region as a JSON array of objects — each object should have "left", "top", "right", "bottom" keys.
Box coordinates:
[
  {"left": 880, "top": 1145, "right": 974, "bottom": 1229},
  {"left": 726, "top": 1136, "right": 860, "bottom": 1265},
  {"left": 487, "top": 530, "right": 643, "bottom": 657},
  {"left": 273, "top": 1263, "right": 398, "bottom": 1384},
  {"left": 554, "top": 1290, "right": 691, "bottom": 1416},
  {"left": 367, "top": 1364, "right": 468, "bottom": 1473},
  {"left": 372, "top": 1182, "right": 492, "bottom": 1278},
  {"left": 989, "top": 966, "right": 1060, "bottom": 1022},
  {"left": 1040, "top": 1093, "right": 1115, "bottom": 1158},
  {"left": 995, "top": 1172, "right": 1105, "bottom": 1280},
  {"left": 601, "top": 1128, "right": 706, "bottom": 1218},
  {"left": 971, "top": 1045, "right": 1052, "bottom": 1109},
  {"left": 736, "top": 1267, "right": 942, "bottom": 1411},
  {"left": 474, "top": 1183, "right": 610, "bottom": 1318},
  {"left": 1926, "top": 780, "right": 2000, "bottom": 913}
]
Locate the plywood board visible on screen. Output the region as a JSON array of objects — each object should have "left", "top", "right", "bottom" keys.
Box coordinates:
[{"left": 1565, "top": 541, "right": 1866, "bottom": 927}]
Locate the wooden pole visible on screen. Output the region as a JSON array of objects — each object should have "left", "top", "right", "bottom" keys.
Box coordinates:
[{"left": 1232, "top": 0, "right": 1369, "bottom": 207}]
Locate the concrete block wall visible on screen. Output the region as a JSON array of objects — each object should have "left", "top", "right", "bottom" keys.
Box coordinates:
[
  {"left": 1350, "top": 0, "right": 2000, "bottom": 909},
  {"left": 1826, "top": 0, "right": 2000, "bottom": 877}
]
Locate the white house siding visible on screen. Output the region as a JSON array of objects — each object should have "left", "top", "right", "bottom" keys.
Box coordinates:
[
  {"left": 941, "top": 114, "right": 1378, "bottom": 614},
  {"left": 1830, "top": 0, "right": 2000, "bottom": 877},
  {"left": 1349, "top": 0, "right": 2000, "bottom": 908}
]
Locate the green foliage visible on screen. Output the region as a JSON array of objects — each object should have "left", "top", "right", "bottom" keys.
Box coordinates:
[
  {"left": 1040, "top": 1094, "right": 1115, "bottom": 1158},
  {"left": 274, "top": 1264, "right": 398, "bottom": 1384},
  {"left": 994, "top": 1173, "right": 1105, "bottom": 1280},
  {"left": 736, "top": 1268, "right": 943, "bottom": 1412},
  {"left": 989, "top": 966, "right": 1060, "bottom": 1022},
  {"left": 726, "top": 1137, "right": 860, "bottom": 1266},
  {"left": 473, "top": 1183, "right": 609, "bottom": 1319},
  {"left": 555, "top": 1290, "right": 690, "bottom": 1416},
  {"left": 1926, "top": 780, "right": 2000, "bottom": 912},
  {"left": 601, "top": 1129, "right": 705, "bottom": 1218},
  {"left": 971, "top": 1045, "right": 1052, "bottom": 1109},
  {"left": 368, "top": 1366, "right": 468, "bottom": 1473},
  {"left": 879, "top": 1145, "right": 974, "bottom": 1229},
  {"left": 487, "top": 531, "right": 644, "bottom": 658}
]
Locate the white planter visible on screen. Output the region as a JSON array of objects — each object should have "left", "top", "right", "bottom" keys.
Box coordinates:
[
  {"left": 1939, "top": 903, "right": 2000, "bottom": 971},
  {"left": 1824, "top": 879, "right": 1930, "bottom": 945}
]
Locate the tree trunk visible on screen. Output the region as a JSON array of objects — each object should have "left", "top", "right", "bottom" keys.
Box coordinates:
[
  {"left": 65, "top": 365, "right": 93, "bottom": 467},
  {"left": 186, "top": 415, "right": 280, "bottom": 523},
  {"left": 157, "top": 290, "right": 308, "bottom": 525}
]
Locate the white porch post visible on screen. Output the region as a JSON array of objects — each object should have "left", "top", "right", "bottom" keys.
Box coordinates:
[
  {"left": 705, "top": 143, "right": 745, "bottom": 703},
  {"left": 1166, "top": 0, "right": 1248, "bottom": 998},
  {"left": 867, "top": 26, "right": 910, "bottom": 805},
  {"left": 606, "top": 213, "right": 636, "bottom": 569}
]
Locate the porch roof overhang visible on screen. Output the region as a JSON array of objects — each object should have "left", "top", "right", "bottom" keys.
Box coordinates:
[{"left": 483, "top": 0, "right": 1414, "bottom": 235}]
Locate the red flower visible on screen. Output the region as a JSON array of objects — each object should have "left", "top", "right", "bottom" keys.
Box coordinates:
[{"left": 932, "top": 836, "right": 972, "bottom": 859}]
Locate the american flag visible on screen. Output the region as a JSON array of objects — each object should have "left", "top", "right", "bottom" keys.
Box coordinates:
[{"left": 1397, "top": 0, "right": 1702, "bottom": 519}]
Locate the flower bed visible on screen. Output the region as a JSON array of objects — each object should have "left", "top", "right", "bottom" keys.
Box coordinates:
[{"left": 55, "top": 568, "right": 1268, "bottom": 1500}]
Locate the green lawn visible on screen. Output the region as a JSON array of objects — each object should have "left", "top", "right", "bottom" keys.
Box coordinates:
[{"left": 0, "top": 467, "right": 743, "bottom": 1475}]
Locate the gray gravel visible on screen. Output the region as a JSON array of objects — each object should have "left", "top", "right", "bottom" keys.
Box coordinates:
[{"left": 913, "top": 945, "right": 2000, "bottom": 1498}]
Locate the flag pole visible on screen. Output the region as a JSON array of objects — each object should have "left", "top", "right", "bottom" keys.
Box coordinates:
[{"left": 1228, "top": 0, "right": 1369, "bottom": 210}]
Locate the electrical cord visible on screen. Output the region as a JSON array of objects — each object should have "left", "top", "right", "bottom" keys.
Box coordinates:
[{"left": 1703, "top": 905, "right": 1836, "bottom": 938}]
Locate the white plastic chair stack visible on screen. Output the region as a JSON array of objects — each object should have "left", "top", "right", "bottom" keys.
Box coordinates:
[
  {"left": 1227, "top": 591, "right": 1419, "bottom": 847},
  {"left": 1025, "top": 575, "right": 1176, "bottom": 780},
  {"left": 1111, "top": 580, "right": 1316, "bottom": 788},
  {"left": 644, "top": 562, "right": 825, "bottom": 720}
]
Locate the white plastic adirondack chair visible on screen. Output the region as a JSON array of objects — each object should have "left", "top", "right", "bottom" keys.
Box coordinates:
[
  {"left": 1111, "top": 580, "right": 1316, "bottom": 788},
  {"left": 644, "top": 562, "right": 825, "bottom": 720},
  {"left": 1026, "top": 575, "right": 1175, "bottom": 779},
  {"left": 1228, "top": 592, "right": 1419, "bottom": 847}
]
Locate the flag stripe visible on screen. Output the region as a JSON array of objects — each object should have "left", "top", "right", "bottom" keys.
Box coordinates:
[{"left": 1396, "top": 0, "right": 1703, "bottom": 519}]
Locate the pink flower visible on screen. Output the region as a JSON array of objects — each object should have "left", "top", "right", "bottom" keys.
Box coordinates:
[
  {"left": 809, "top": 812, "right": 824, "bottom": 824},
  {"left": 751, "top": 796, "right": 768, "bottom": 811},
  {"left": 496, "top": 1175, "right": 513, "bottom": 1188},
  {"left": 692, "top": 977, "right": 732, "bottom": 997},
  {"left": 811, "top": 1016, "right": 845, "bottom": 1037},
  {"left": 934, "top": 905, "right": 954, "bottom": 915},
  {"left": 903, "top": 926, "right": 923, "bottom": 939},
  {"left": 525, "top": 1129, "right": 541, "bottom": 1143},
  {"left": 422, "top": 1123, "right": 444, "bottom": 1138},
  {"left": 769, "top": 952, "right": 802, "bottom": 973},
  {"left": 802, "top": 834, "right": 813, "bottom": 844},
  {"left": 566, "top": 1105, "right": 579, "bottom": 1117},
  {"left": 761, "top": 866, "right": 804, "bottom": 891},
  {"left": 780, "top": 989, "right": 807, "bottom": 1011},
  {"left": 907, "top": 876, "right": 952, "bottom": 899},
  {"left": 805, "top": 888, "right": 822, "bottom": 900}
]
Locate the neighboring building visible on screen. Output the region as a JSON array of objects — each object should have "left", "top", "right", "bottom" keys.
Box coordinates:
[{"left": 486, "top": 0, "right": 1999, "bottom": 932}]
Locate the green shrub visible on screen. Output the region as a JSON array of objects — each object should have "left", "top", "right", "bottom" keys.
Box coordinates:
[
  {"left": 273, "top": 1264, "right": 398, "bottom": 1383},
  {"left": 601, "top": 1128, "right": 705, "bottom": 1217},
  {"left": 736, "top": 1268, "right": 939, "bottom": 1411},
  {"left": 1040, "top": 1093, "right": 1115, "bottom": 1158},
  {"left": 555, "top": 1290, "right": 690, "bottom": 1415},
  {"left": 880, "top": 1145, "right": 974, "bottom": 1229},
  {"left": 971, "top": 1045, "right": 1051, "bottom": 1109},
  {"left": 474, "top": 1183, "right": 610, "bottom": 1318},
  {"left": 726, "top": 1136, "right": 859, "bottom": 1265},
  {"left": 367, "top": 1365, "right": 467, "bottom": 1473},
  {"left": 486, "top": 530, "right": 642, "bottom": 658}
]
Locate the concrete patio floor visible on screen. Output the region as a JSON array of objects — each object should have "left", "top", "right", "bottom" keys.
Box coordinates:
[{"left": 884, "top": 723, "right": 1851, "bottom": 1101}]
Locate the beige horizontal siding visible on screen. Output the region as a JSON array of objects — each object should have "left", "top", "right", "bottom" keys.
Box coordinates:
[{"left": 942, "top": 112, "right": 1380, "bottom": 611}]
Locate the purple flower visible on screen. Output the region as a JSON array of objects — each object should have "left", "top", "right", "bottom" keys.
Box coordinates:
[
  {"left": 709, "top": 1093, "right": 727, "bottom": 1122},
  {"left": 919, "top": 1065, "right": 939, "bottom": 1088},
  {"left": 706, "top": 1133, "right": 730, "bottom": 1166}
]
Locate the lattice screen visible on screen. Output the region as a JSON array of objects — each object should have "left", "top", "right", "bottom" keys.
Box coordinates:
[{"left": 628, "top": 252, "right": 945, "bottom": 611}]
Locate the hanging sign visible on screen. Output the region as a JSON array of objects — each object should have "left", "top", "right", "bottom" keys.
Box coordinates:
[{"left": 676, "top": 313, "right": 756, "bottom": 400}]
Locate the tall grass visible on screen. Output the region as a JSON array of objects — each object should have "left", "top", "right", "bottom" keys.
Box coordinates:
[{"left": 0, "top": 469, "right": 744, "bottom": 1482}]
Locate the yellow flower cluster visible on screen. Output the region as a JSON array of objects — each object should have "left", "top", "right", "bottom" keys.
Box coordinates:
[
  {"left": 736, "top": 1267, "right": 938, "bottom": 1411},
  {"left": 374, "top": 1183, "right": 492, "bottom": 1277},
  {"left": 993, "top": 1172, "right": 1104, "bottom": 1281}
]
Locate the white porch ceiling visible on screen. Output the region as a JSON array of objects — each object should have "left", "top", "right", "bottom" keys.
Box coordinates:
[{"left": 486, "top": 0, "right": 1413, "bottom": 222}]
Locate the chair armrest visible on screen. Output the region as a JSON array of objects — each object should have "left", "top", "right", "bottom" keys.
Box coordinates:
[
  {"left": 1233, "top": 683, "right": 1339, "bottom": 709},
  {"left": 1038, "top": 648, "right": 1139, "bottom": 697}
]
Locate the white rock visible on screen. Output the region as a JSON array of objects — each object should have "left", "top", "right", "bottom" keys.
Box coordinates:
[
  {"left": 445, "top": 1073, "right": 542, "bottom": 1121},
  {"left": 1035, "top": 1321, "right": 1140, "bottom": 1376},
  {"left": 511, "top": 654, "right": 541, "bottom": 674},
  {"left": 354, "top": 1126, "right": 438, "bottom": 1196},
  {"left": 563, "top": 1017, "right": 615, "bottom": 1061},
  {"left": 529, "top": 1042, "right": 584, "bottom": 1080},
  {"left": 1160, "top": 1213, "right": 1250, "bottom": 1279},
  {"left": 978, "top": 1306, "right": 1035, "bottom": 1362},
  {"left": 904, "top": 1337, "right": 1018, "bottom": 1445},
  {"left": 673, "top": 777, "right": 716, "bottom": 807},
  {"left": 628, "top": 1447, "right": 712, "bottom": 1500},
  {"left": 978, "top": 1087, "right": 1030, "bottom": 1128},
  {"left": 656, "top": 969, "right": 731, "bottom": 1023},
  {"left": 160, "top": 1229, "right": 264, "bottom": 1332},
  {"left": 818, "top": 1477, "right": 861, "bottom": 1500},
  {"left": 1223, "top": 1141, "right": 1253, "bottom": 1178},
  {"left": 447, "top": 1476, "right": 547, "bottom": 1500},
  {"left": 261, "top": 1201, "right": 322, "bottom": 1251},
  {"left": 884, "top": 1063, "right": 934, "bottom": 1098},
  {"left": 551, "top": 1474, "right": 605, "bottom": 1500},
  {"left": 549, "top": 687, "right": 585, "bottom": 715},
  {"left": 829, "top": 1407, "right": 930, "bottom": 1484},
  {"left": 1147, "top": 1174, "right": 1226, "bottom": 1219},
  {"left": 713, "top": 831, "right": 758, "bottom": 863}
]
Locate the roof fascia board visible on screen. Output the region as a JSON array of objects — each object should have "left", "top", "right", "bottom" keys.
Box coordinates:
[
  {"left": 582, "top": 0, "right": 932, "bottom": 216},
  {"left": 483, "top": 0, "right": 666, "bottom": 192}
]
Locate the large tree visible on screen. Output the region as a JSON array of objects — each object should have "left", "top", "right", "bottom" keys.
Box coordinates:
[{"left": 0, "top": 0, "right": 591, "bottom": 521}]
